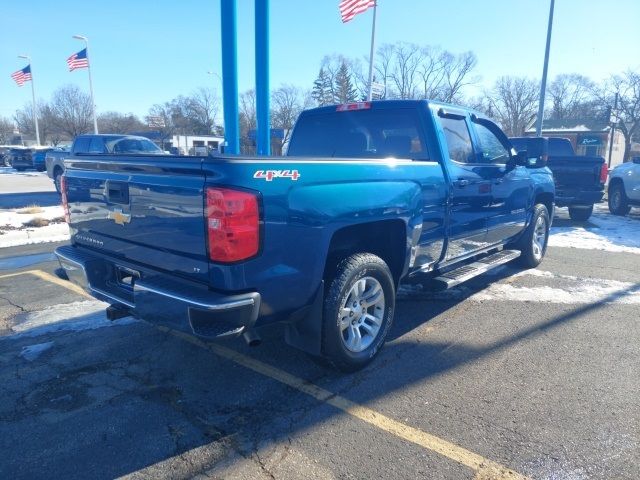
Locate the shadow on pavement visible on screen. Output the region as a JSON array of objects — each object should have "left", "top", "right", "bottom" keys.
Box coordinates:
[
  {"left": 0, "top": 191, "right": 61, "bottom": 209},
  {"left": 0, "top": 276, "right": 638, "bottom": 479}
]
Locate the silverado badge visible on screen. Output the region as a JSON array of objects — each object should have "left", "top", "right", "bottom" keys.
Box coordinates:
[{"left": 108, "top": 208, "right": 131, "bottom": 225}]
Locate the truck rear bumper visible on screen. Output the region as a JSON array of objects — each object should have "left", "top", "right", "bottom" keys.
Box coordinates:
[
  {"left": 555, "top": 189, "right": 604, "bottom": 207},
  {"left": 55, "top": 245, "right": 260, "bottom": 340}
]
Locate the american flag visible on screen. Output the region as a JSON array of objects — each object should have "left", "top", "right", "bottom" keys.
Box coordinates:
[
  {"left": 67, "top": 48, "right": 89, "bottom": 71},
  {"left": 339, "top": 0, "right": 375, "bottom": 23},
  {"left": 11, "top": 65, "right": 32, "bottom": 87}
]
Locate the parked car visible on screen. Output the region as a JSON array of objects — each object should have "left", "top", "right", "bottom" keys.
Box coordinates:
[
  {"left": 45, "top": 146, "right": 71, "bottom": 193},
  {"left": 608, "top": 156, "right": 640, "bottom": 215},
  {"left": 55, "top": 100, "right": 554, "bottom": 371},
  {"left": 7, "top": 147, "right": 34, "bottom": 171},
  {"left": 46, "top": 135, "right": 165, "bottom": 193},
  {"left": 510, "top": 136, "right": 607, "bottom": 221},
  {"left": 31, "top": 148, "right": 54, "bottom": 172}
]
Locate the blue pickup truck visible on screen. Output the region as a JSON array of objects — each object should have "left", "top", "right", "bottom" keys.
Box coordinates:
[{"left": 55, "top": 100, "right": 554, "bottom": 371}]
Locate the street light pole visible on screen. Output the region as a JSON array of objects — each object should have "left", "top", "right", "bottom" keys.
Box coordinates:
[
  {"left": 535, "top": 0, "right": 555, "bottom": 136},
  {"left": 73, "top": 35, "right": 98, "bottom": 134},
  {"left": 18, "top": 55, "right": 40, "bottom": 145}
]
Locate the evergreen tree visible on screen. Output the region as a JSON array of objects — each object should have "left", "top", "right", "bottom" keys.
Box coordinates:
[
  {"left": 312, "top": 68, "right": 327, "bottom": 106},
  {"left": 334, "top": 62, "right": 358, "bottom": 104}
]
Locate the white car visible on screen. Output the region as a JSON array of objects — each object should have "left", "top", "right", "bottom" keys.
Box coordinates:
[{"left": 608, "top": 157, "right": 640, "bottom": 215}]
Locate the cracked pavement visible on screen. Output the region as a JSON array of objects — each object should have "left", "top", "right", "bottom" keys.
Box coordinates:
[{"left": 0, "top": 235, "right": 639, "bottom": 479}]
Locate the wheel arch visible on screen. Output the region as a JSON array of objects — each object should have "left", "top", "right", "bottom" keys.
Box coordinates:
[{"left": 324, "top": 219, "right": 408, "bottom": 288}]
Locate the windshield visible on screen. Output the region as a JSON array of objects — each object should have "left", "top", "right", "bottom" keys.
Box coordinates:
[{"left": 106, "top": 137, "right": 162, "bottom": 154}]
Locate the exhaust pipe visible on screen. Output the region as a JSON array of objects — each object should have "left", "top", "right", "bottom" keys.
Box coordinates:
[{"left": 243, "top": 329, "right": 261, "bottom": 347}]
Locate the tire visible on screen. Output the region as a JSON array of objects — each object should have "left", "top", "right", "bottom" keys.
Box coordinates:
[
  {"left": 322, "top": 253, "right": 395, "bottom": 372},
  {"left": 608, "top": 182, "right": 631, "bottom": 216},
  {"left": 53, "top": 169, "right": 63, "bottom": 194},
  {"left": 568, "top": 205, "right": 593, "bottom": 221},
  {"left": 513, "top": 204, "right": 550, "bottom": 268},
  {"left": 15, "top": 167, "right": 25, "bottom": 172}
]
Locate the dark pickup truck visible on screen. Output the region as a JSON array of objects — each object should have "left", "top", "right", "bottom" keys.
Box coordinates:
[
  {"left": 55, "top": 100, "right": 555, "bottom": 371},
  {"left": 510, "top": 136, "right": 607, "bottom": 221}
]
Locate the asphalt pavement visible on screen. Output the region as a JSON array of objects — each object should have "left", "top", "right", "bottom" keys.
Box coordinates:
[{"left": 0, "top": 176, "right": 638, "bottom": 480}]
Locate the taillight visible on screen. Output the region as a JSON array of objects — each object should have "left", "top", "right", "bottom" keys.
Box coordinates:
[
  {"left": 206, "top": 187, "right": 260, "bottom": 263},
  {"left": 60, "top": 175, "right": 70, "bottom": 223},
  {"left": 599, "top": 163, "right": 609, "bottom": 184}
]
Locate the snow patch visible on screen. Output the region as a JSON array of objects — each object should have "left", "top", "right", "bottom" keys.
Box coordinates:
[
  {"left": 0, "top": 205, "right": 70, "bottom": 248},
  {"left": 471, "top": 272, "right": 640, "bottom": 305},
  {"left": 8, "top": 301, "right": 138, "bottom": 339},
  {"left": 20, "top": 341, "right": 54, "bottom": 361},
  {"left": 550, "top": 204, "right": 640, "bottom": 254}
]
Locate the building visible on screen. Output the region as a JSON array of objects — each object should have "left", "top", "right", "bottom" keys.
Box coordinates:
[{"left": 525, "top": 118, "right": 625, "bottom": 167}]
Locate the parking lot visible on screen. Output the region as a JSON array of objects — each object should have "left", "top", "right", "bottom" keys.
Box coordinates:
[{"left": 1, "top": 172, "right": 639, "bottom": 479}]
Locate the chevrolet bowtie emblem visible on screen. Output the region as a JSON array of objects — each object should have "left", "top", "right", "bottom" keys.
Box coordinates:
[{"left": 108, "top": 209, "right": 131, "bottom": 225}]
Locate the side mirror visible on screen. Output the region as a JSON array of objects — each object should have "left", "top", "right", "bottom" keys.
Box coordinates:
[{"left": 515, "top": 150, "right": 547, "bottom": 168}]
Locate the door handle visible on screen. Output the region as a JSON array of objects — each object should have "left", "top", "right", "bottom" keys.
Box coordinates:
[{"left": 454, "top": 178, "right": 470, "bottom": 188}]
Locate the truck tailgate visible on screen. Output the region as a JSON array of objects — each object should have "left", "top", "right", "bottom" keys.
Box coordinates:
[
  {"left": 65, "top": 155, "right": 209, "bottom": 283},
  {"left": 547, "top": 155, "right": 604, "bottom": 188}
]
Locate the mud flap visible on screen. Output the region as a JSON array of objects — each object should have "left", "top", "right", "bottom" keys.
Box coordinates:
[{"left": 284, "top": 281, "right": 324, "bottom": 356}]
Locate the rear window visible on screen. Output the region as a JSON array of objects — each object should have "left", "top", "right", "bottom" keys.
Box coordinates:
[
  {"left": 73, "top": 137, "right": 91, "bottom": 154},
  {"left": 287, "top": 109, "right": 428, "bottom": 160},
  {"left": 548, "top": 138, "right": 574, "bottom": 156}
]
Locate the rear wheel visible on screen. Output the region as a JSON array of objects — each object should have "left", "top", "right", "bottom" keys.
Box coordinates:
[
  {"left": 322, "top": 253, "right": 395, "bottom": 372},
  {"left": 53, "top": 168, "right": 63, "bottom": 194},
  {"left": 15, "top": 167, "right": 25, "bottom": 172},
  {"left": 608, "top": 183, "right": 631, "bottom": 216},
  {"left": 568, "top": 205, "right": 593, "bottom": 221},
  {"left": 513, "top": 204, "right": 550, "bottom": 268}
]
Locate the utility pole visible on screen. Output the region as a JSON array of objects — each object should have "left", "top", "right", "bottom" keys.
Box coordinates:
[{"left": 535, "top": 0, "right": 555, "bottom": 136}]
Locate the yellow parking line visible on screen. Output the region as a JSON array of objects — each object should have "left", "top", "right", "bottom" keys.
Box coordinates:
[
  {"left": 162, "top": 327, "right": 527, "bottom": 480},
  {"left": 4, "top": 268, "right": 526, "bottom": 477},
  {"left": 0, "top": 269, "right": 91, "bottom": 298}
]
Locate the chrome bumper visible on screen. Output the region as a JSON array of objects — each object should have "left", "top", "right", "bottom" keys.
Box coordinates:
[{"left": 55, "top": 245, "right": 260, "bottom": 339}]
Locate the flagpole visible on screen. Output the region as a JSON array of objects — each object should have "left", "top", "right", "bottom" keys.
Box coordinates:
[
  {"left": 366, "top": 1, "right": 377, "bottom": 101},
  {"left": 73, "top": 35, "right": 98, "bottom": 134},
  {"left": 18, "top": 55, "right": 40, "bottom": 145}
]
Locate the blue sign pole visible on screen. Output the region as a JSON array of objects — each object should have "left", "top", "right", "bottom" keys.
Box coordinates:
[
  {"left": 221, "top": 0, "right": 239, "bottom": 154},
  {"left": 255, "top": 0, "right": 270, "bottom": 155}
]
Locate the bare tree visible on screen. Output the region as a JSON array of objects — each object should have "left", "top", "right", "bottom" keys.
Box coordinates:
[
  {"left": 374, "top": 44, "right": 396, "bottom": 99},
  {"left": 14, "top": 101, "right": 60, "bottom": 144},
  {"left": 547, "top": 74, "right": 597, "bottom": 120},
  {"left": 50, "top": 85, "right": 93, "bottom": 138},
  {"left": 598, "top": 70, "right": 640, "bottom": 161},
  {"left": 271, "top": 85, "right": 313, "bottom": 145},
  {"left": 390, "top": 42, "right": 421, "bottom": 99},
  {"left": 416, "top": 46, "right": 447, "bottom": 100},
  {"left": 441, "top": 51, "right": 479, "bottom": 103},
  {"left": 98, "top": 111, "right": 146, "bottom": 134},
  {"left": 483, "top": 76, "right": 540, "bottom": 137},
  {"left": 187, "top": 87, "right": 220, "bottom": 134},
  {"left": 239, "top": 89, "right": 257, "bottom": 154},
  {"left": 0, "top": 116, "right": 15, "bottom": 144}
]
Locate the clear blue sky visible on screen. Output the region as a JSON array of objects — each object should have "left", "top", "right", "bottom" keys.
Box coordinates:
[{"left": 1, "top": 0, "right": 638, "bottom": 119}]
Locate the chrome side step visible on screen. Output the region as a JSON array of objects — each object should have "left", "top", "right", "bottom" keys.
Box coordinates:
[{"left": 432, "top": 249, "right": 521, "bottom": 290}]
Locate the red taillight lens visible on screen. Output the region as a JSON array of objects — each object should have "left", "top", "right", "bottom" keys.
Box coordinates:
[
  {"left": 206, "top": 187, "right": 260, "bottom": 263},
  {"left": 599, "top": 163, "right": 609, "bottom": 184},
  {"left": 60, "top": 175, "right": 70, "bottom": 223}
]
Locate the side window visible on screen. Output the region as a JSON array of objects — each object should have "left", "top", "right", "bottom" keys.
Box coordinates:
[
  {"left": 88, "top": 137, "right": 105, "bottom": 154},
  {"left": 474, "top": 122, "right": 510, "bottom": 165},
  {"left": 73, "top": 137, "right": 91, "bottom": 154},
  {"left": 439, "top": 117, "right": 474, "bottom": 164}
]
